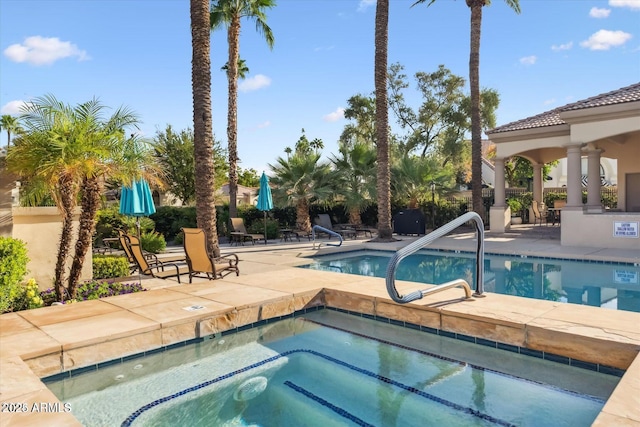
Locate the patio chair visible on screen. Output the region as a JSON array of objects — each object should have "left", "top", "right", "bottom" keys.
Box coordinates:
[
  {"left": 117, "top": 230, "right": 184, "bottom": 274},
  {"left": 230, "top": 217, "right": 266, "bottom": 245},
  {"left": 313, "top": 214, "right": 357, "bottom": 239},
  {"left": 531, "top": 201, "right": 548, "bottom": 226},
  {"left": 125, "top": 234, "right": 189, "bottom": 283},
  {"left": 182, "top": 228, "right": 239, "bottom": 282}
]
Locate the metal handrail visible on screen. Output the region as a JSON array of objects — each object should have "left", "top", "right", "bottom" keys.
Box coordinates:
[
  {"left": 385, "top": 211, "right": 485, "bottom": 304},
  {"left": 312, "top": 225, "right": 343, "bottom": 248}
]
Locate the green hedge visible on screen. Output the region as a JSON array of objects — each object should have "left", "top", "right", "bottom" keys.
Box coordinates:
[
  {"left": 0, "top": 237, "right": 29, "bottom": 313},
  {"left": 93, "top": 255, "right": 130, "bottom": 279}
]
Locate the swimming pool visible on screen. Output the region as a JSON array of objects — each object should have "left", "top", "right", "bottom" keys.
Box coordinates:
[
  {"left": 44, "top": 309, "right": 619, "bottom": 426},
  {"left": 300, "top": 250, "right": 640, "bottom": 313}
]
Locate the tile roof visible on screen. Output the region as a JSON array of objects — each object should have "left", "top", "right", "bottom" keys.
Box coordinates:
[{"left": 488, "top": 82, "right": 640, "bottom": 134}]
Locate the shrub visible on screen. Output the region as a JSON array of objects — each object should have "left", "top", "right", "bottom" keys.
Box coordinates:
[
  {"left": 0, "top": 237, "right": 29, "bottom": 313},
  {"left": 11, "top": 279, "right": 44, "bottom": 312},
  {"left": 140, "top": 231, "right": 166, "bottom": 253},
  {"left": 40, "top": 280, "right": 146, "bottom": 305},
  {"left": 93, "top": 255, "right": 129, "bottom": 279},
  {"left": 247, "top": 218, "right": 281, "bottom": 239}
]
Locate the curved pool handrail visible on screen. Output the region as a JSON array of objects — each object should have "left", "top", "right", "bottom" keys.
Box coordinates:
[
  {"left": 312, "top": 225, "right": 343, "bottom": 248},
  {"left": 385, "top": 211, "right": 485, "bottom": 304}
]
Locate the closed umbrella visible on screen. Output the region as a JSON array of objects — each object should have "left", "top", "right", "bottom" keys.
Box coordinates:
[
  {"left": 256, "top": 172, "right": 273, "bottom": 245},
  {"left": 119, "top": 178, "right": 156, "bottom": 239}
]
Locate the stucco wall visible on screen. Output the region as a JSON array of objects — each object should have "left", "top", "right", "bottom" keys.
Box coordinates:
[
  {"left": 561, "top": 210, "right": 640, "bottom": 250},
  {"left": 11, "top": 207, "right": 92, "bottom": 291}
]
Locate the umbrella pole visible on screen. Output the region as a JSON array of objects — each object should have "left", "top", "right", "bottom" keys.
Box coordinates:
[{"left": 264, "top": 211, "right": 268, "bottom": 245}]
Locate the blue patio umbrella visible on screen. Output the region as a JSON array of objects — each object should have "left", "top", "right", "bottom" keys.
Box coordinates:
[
  {"left": 256, "top": 172, "right": 273, "bottom": 245},
  {"left": 119, "top": 178, "right": 156, "bottom": 238}
]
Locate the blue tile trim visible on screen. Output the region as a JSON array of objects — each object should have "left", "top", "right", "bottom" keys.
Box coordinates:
[
  {"left": 284, "top": 381, "right": 375, "bottom": 427},
  {"left": 497, "top": 343, "right": 519, "bottom": 353},
  {"left": 570, "top": 359, "right": 599, "bottom": 372},
  {"left": 544, "top": 353, "right": 571, "bottom": 365},
  {"left": 439, "top": 330, "right": 456, "bottom": 339},
  {"left": 120, "top": 349, "right": 517, "bottom": 427},
  {"left": 520, "top": 348, "right": 544, "bottom": 359},
  {"left": 304, "top": 248, "right": 638, "bottom": 267},
  {"left": 599, "top": 365, "right": 626, "bottom": 377}
]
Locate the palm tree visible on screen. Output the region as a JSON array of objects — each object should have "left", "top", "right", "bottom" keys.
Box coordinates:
[
  {"left": 0, "top": 114, "right": 22, "bottom": 148},
  {"left": 210, "top": 0, "right": 275, "bottom": 219},
  {"left": 269, "top": 152, "right": 334, "bottom": 232},
  {"left": 330, "top": 143, "right": 377, "bottom": 225},
  {"left": 391, "top": 154, "right": 455, "bottom": 209},
  {"left": 6, "top": 95, "right": 145, "bottom": 300},
  {"left": 191, "top": 0, "right": 220, "bottom": 255},
  {"left": 221, "top": 57, "right": 249, "bottom": 78},
  {"left": 68, "top": 133, "right": 162, "bottom": 296},
  {"left": 414, "top": 0, "right": 520, "bottom": 216},
  {"left": 374, "top": 0, "right": 393, "bottom": 240}
]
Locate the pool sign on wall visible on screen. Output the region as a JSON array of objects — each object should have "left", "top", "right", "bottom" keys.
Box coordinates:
[{"left": 613, "top": 221, "right": 639, "bottom": 238}]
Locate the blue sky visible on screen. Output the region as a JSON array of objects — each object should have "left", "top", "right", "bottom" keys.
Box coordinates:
[{"left": 1, "top": 0, "right": 639, "bottom": 174}]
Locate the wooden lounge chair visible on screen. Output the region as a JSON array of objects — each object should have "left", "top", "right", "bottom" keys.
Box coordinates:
[
  {"left": 182, "top": 228, "right": 240, "bottom": 282},
  {"left": 230, "top": 217, "right": 266, "bottom": 245},
  {"left": 117, "top": 230, "right": 184, "bottom": 274},
  {"left": 125, "top": 234, "right": 189, "bottom": 283}
]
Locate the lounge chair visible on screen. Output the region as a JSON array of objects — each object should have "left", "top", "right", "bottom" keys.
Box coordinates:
[
  {"left": 313, "top": 214, "right": 357, "bottom": 239},
  {"left": 230, "top": 217, "right": 266, "bottom": 245},
  {"left": 117, "top": 230, "right": 184, "bottom": 274},
  {"left": 125, "top": 234, "right": 189, "bottom": 283},
  {"left": 181, "top": 228, "right": 239, "bottom": 282}
]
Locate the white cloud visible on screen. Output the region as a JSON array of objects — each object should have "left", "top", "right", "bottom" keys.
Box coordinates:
[
  {"left": 609, "top": 0, "right": 640, "bottom": 10},
  {"left": 519, "top": 55, "right": 537, "bottom": 65},
  {"left": 589, "top": 7, "right": 611, "bottom": 18},
  {"left": 551, "top": 41, "right": 573, "bottom": 51},
  {"left": 323, "top": 107, "right": 345, "bottom": 122},
  {"left": 357, "top": 0, "right": 375, "bottom": 12},
  {"left": 543, "top": 98, "right": 556, "bottom": 106},
  {"left": 3, "top": 36, "right": 89, "bottom": 66},
  {"left": 1, "top": 100, "right": 28, "bottom": 115},
  {"left": 580, "top": 29, "right": 632, "bottom": 50},
  {"left": 257, "top": 121, "right": 271, "bottom": 129},
  {"left": 239, "top": 74, "right": 271, "bottom": 92}
]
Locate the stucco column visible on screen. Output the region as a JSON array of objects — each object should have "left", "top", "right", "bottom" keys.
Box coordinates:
[
  {"left": 586, "top": 148, "right": 603, "bottom": 213},
  {"left": 565, "top": 144, "right": 583, "bottom": 208},
  {"left": 533, "top": 164, "right": 543, "bottom": 205},
  {"left": 493, "top": 158, "right": 506, "bottom": 207},
  {"left": 489, "top": 157, "right": 509, "bottom": 233}
]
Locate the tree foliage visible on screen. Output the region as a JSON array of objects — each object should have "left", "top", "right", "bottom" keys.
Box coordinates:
[{"left": 153, "top": 125, "right": 228, "bottom": 205}]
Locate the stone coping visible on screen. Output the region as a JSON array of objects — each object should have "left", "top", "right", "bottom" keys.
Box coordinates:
[{"left": 1, "top": 249, "right": 639, "bottom": 426}]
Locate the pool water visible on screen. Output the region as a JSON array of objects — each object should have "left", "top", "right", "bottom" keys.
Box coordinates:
[
  {"left": 301, "top": 250, "right": 640, "bottom": 312},
  {"left": 45, "top": 310, "right": 619, "bottom": 427}
]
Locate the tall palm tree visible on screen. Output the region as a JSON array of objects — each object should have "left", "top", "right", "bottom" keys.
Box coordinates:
[
  {"left": 0, "top": 114, "right": 22, "bottom": 148},
  {"left": 191, "top": 0, "right": 219, "bottom": 254},
  {"left": 374, "top": 0, "right": 393, "bottom": 240},
  {"left": 269, "top": 152, "right": 334, "bottom": 232},
  {"left": 211, "top": 0, "right": 275, "bottom": 219},
  {"left": 330, "top": 143, "right": 377, "bottom": 225},
  {"left": 414, "top": 0, "right": 520, "bottom": 216}
]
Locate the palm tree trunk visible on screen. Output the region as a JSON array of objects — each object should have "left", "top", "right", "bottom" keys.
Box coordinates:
[
  {"left": 227, "top": 16, "right": 241, "bottom": 219},
  {"left": 349, "top": 209, "right": 362, "bottom": 225},
  {"left": 67, "top": 176, "right": 101, "bottom": 298},
  {"left": 468, "top": 0, "right": 484, "bottom": 217},
  {"left": 54, "top": 177, "right": 75, "bottom": 301},
  {"left": 374, "top": 0, "right": 393, "bottom": 240},
  {"left": 191, "top": 0, "right": 219, "bottom": 253},
  {"left": 296, "top": 198, "right": 311, "bottom": 232}
]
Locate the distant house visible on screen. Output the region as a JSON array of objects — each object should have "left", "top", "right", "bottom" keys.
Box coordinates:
[{"left": 216, "top": 183, "right": 258, "bottom": 206}]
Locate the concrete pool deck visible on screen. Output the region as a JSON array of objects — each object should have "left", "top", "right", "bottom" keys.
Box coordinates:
[{"left": 1, "top": 228, "right": 639, "bottom": 426}]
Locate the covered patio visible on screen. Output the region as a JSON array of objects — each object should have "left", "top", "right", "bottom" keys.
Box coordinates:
[{"left": 487, "top": 82, "right": 640, "bottom": 250}]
